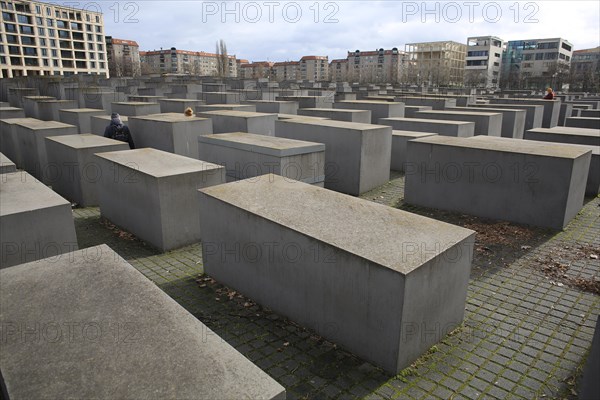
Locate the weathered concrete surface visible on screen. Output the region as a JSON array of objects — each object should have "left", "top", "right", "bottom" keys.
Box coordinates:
[
  {"left": 334, "top": 100, "right": 405, "bottom": 124},
  {"left": 378, "top": 117, "right": 475, "bottom": 137},
  {"left": 0, "top": 152, "right": 16, "bottom": 174},
  {"left": 128, "top": 113, "right": 213, "bottom": 158},
  {"left": 198, "top": 132, "right": 325, "bottom": 185},
  {"left": 199, "top": 174, "right": 475, "bottom": 374},
  {"left": 489, "top": 98, "right": 560, "bottom": 128},
  {"left": 524, "top": 127, "right": 600, "bottom": 147},
  {"left": 158, "top": 98, "right": 204, "bottom": 114},
  {"left": 15, "top": 119, "right": 78, "bottom": 183},
  {"left": 58, "top": 108, "right": 106, "bottom": 134},
  {"left": 275, "top": 119, "right": 391, "bottom": 195},
  {"left": 472, "top": 103, "right": 543, "bottom": 134},
  {"left": 245, "top": 100, "right": 299, "bottom": 114},
  {"left": 198, "top": 110, "right": 277, "bottom": 136},
  {"left": 196, "top": 104, "right": 257, "bottom": 113},
  {"left": 37, "top": 99, "right": 78, "bottom": 121},
  {"left": 0, "top": 117, "right": 34, "bottom": 168},
  {"left": 405, "top": 136, "right": 591, "bottom": 230},
  {"left": 0, "top": 244, "right": 286, "bottom": 400},
  {"left": 0, "top": 171, "right": 78, "bottom": 269},
  {"left": 565, "top": 117, "right": 600, "bottom": 130},
  {"left": 94, "top": 148, "right": 225, "bottom": 252},
  {"left": 396, "top": 96, "right": 456, "bottom": 110},
  {"left": 446, "top": 106, "right": 526, "bottom": 139},
  {"left": 404, "top": 105, "right": 433, "bottom": 118},
  {"left": 297, "top": 108, "right": 371, "bottom": 124},
  {"left": 391, "top": 130, "right": 437, "bottom": 171},
  {"left": 0, "top": 107, "right": 26, "bottom": 119},
  {"left": 414, "top": 110, "right": 503, "bottom": 136},
  {"left": 45, "top": 134, "right": 130, "bottom": 206},
  {"left": 111, "top": 102, "right": 161, "bottom": 116}
]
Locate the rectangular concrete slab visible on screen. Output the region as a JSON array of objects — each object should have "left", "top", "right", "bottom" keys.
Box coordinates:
[
  {"left": 275, "top": 119, "right": 391, "bottom": 195},
  {"left": 414, "top": 110, "right": 503, "bottom": 136},
  {"left": 489, "top": 98, "right": 560, "bottom": 128},
  {"left": 334, "top": 100, "right": 405, "bottom": 124},
  {"left": 198, "top": 110, "right": 277, "bottom": 136},
  {"left": 111, "top": 102, "right": 161, "bottom": 117},
  {"left": 245, "top": 100, "right": 298, "bottom": 114},
  {"left": 59, "top": 108, "right": 106, "bottom": 134},
  {"left": 391, "top": 130, "right": 438, "bottom": 171},
  {"left": 14, "top": 119, "right": 78, "bottom": 183},
  {"left": 565, "top": 117, "right": 600, "bottom": 130},
  {"left": 128, "top": 113, "right": 214, "bottom": 158},
  {"left": 472, "top": 103, "right": 543, "bottom": 134},
  {"left": 378, "top": 117, "right": 475, "bottom": 137},
  {"left": 525, "top": 127, "right": 600, "bottom": 147},
  {"left": 198, "top": 174, "right": 475, "bottom": 374},
  {"left": 0, "top": 107, "right": 26, "bottom": 119},
  {"left": 198, "top": 132, "right": 325, "bottom": 185},
  {"left": 158, "top": 98, "right": 204, "bottom": 113},
  {"left": 0, "top": 171, "right": 78, "bottom": 268},
  {"left": 196, "top": 104, "right": 257, "bottom": 113},
  {"left": 0, "top": 152, "right": 16, "bottom": 174},
  {"left": 405, "top": 136, "right": 591, "bottom": 229},
  {"left": 0, "top": 244, "right": 285, "bottom": 399},
  {"left": 446, "top": 106, "right": 526, "bottom": 139},
  {"left": 45, "top": 134, "right": 130, "bottom": 206},
  {"left": 94, "top": 148, "right": 226, "bottom": 252},
  {"left": 297, "top": 108, "right": 371, "bottom": 124}
]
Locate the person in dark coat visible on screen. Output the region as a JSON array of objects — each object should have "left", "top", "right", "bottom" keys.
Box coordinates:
[
  {"left": 104, "top": 113, "right": 135, "bottom": 149},
  {"left": 543, "top": 87, "right": 555, "bottom": 100}
]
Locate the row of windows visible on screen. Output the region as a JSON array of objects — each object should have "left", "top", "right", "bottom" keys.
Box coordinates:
[
  {"left": 1, "top": 45, "right": 104, "bottom": 59},
  {"left": 2, "top": 25, "right": 104, "bottom": 42},
  {"left": 1, "top": 2, "right": 101, "bottom": 23},
  {"left": 1, "top": 54, "right": 105, "bottom": 69}
]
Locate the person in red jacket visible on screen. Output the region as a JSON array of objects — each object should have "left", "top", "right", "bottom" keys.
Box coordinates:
[{"left": 543, "top": 87, "right": 555, "bottom": 100}]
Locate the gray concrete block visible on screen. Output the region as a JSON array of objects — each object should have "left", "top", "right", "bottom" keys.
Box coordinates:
[
  {"left": 489, "top": 98, "right": 560, "bottom": 128},
  {"left": 245, "top": 100, "right": 298, "bottom": 114},
  {"left": 58, "top": 108, "right": 105, "bottom": 134},
  {"left": 297, "top": 108, "right": 371, "bottom": 124},
  {"left": 0, "top": 244, "right": 285, "bottom": 399},
  {"left": 579, "top": 316, "right": 600, "bottom": 400},
  {"left": 525, "top": 127, "right": 600, "bottom": 147},
  {"left": 446, "top": 107, "right": 526, "bottom": 139},
  {"left": 581, "top": 109, "right": 600, "bottom": 118},
  {"left": 0, "top": 152, "right": 16, "bottom": 174},
  {"left": 0, "top": 117, "right": 34, "bottom": 168},
  {"left": 559, "top": 103, "right": 574, "bottom": 126},
  {"left": 275, "top": 119, "right": 391, "bottom": 195},
  {"left": 128, "top": 95, "right": 167, "bottom": 103},
  {"left": 396, "top": 96, "right": 457, "bottom": 110},
  {"left": 0, "top": 107, "right": 26, "bottom": 119},
  {"left": 391, "top": 130, "right": 437, "bottom": 171},
  {"left": 472, "top": 103, "right": 543, "bottom": 134},
  {"left": 334, "top": 100, "right": 405, "bottom": 124},
  {"left": 37, "top": 100, "right": 79, "bottom": 121},
  {"left": 23, "top": 96, "right": 55, "bottom": 118},
  {"left": 84, "top": 91, "right": 127, "bottom": 111},
  {"left": 378, "top": 117, "right": 475, "bottom": 137},
  {"left": 8, "top": 88, "right": 39, "bottom": 108},
  {"left": 90, "top": 115, "right": 129, "bottom": 136},
  {"left": 111, "top": 102, "right": 161, "bottom": 117},
  {"left": 198, "top": 132, "right": 325, "bottom": 185},
  {"left": 196, "top": 104, "right": 257, "bottom": 113},
  {"left": 14, "top": 119, "right": 78, "bottom": 183},
  {"left": 414, "top": 110, "right": 503, "bottom": 136},
  {"left": 45, "top": 134, "right": 130, "bottom": 206},
  {"left": 128, "top": 113, "right": 213, "bottom": 159},
  {"left": 405, "top": 136, "right": 591, "bottom": 230},
  {"left": 158, "top": 99, "right": 204, "bottom": 114},
  {"left": 565, "top": 117, "right": 600, "bottom": 130},
  {"left": 198, "top": 174, "right": 475, "bottom": 374},
  {"left": 0, "top": 171, "right": 78, "bottom": 269},
  {"left": 94, "top": 148, "right": 225, "bottom": 252},
  {"left": 276, "top": 96, "right": 333, "bottom": 109},
  {"left": 198, "top": 110, "right": 276, "bottom": 136},
  {"left": 404, "top": 105, "right": 433, "bottom": 118}
]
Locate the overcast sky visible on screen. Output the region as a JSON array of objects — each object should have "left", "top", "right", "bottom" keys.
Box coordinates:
[{"left": 54, "top": 0, "right": 599, "bottom": 61}]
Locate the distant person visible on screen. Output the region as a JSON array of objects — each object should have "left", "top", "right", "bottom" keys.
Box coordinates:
[
  {"left": 104, "top": 113, "right": 135, "bottom": 149},
  {"left": 184, "top": 107, "right": 195, "bottom": 117},
  {"left": 543, "top": 87, "right": 555, "bottom": 100}
]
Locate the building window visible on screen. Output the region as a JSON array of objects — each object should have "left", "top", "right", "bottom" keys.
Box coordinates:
[
  {"left": 40, "top": 38, "right": 46, "bottom": 46},
  {"left": 46, "top": 18, "right": 52, "bottom": 26},
  {"left": 56, "top": 20, "right": 66, "bottom": 28},
  {"left": 87, "top": 33, "right": 93, "bottom": 41},
  {"left": 96, "top": 34, "right": 102, "bottom": 42},
  {"left": 17, "top": 14, "right": 30, "bottom": 24},
  {"left": 535, "top": 53, "right": 544, "bottom": 60},
  {"left": 53, "top": 59, "right": 58, "bottom": 66},
  {"left": 48, "top": 28, "right": 55, "bottom": 36},
  {"left": 97, "top": 44, "right": 103, "bottom": 51},
  {"left": 86, "top": 23, "right": 91, "bottom": 30},
  {"left": 99, "top": 53, "right": 104, "bottom": 60},
  {"left": 4, "top": 23, "right": 16, "bottom": 32},
  {"left": 50, "top": 39, "right": 56, "bottom": 47},
  {"left": 42, "top": 49, "right": 47, "bottom": 56},
  {"left": 58, "top": 30, "right": 69, "bottom": 38},
  {"left": 90, "top": 61, "right": 95, "bottom": 68},
  {"left": 89, "top": 52, "right": 95, "bottom": 59},
  {"left": 86, "top": 14, "right": 90, "bottom": 22},
  {"left": 21, "top": 36, "right": 34, "bottom": 45},
  {"left": 51, "top": 49, "right": 57, "bottom": 57},
  {"left": 70, "top": 22, "right": 81, "bottom": 30},
  {"left": 23, "top": 47, "right": 37, "bottom": 56},
  {"left": 95, "top": 25, "right": 101, "bottom": 32},
  {"left": 2, "top": 11, "right": 14, "bottom": 20},
  {"left": 6, "top": 34, "right": 17, "bottom": 43},
  {"left": 100, "top": 61, "right": 105, "bottom": 68},
  {"left": 19, "top": 25, "right": 33, "bottom": 34},
  {"left": 38, "top": 27, "right": 45, "bottom": 35},
  {"left": 43, "top": 59, "right": 48, "bottom": 66},
  {"left": 95, "top": 15, "right": 99, "bottom": 23},
  {"left": 88, "top": 43, "right": 94, "bottom": 50},
  {"left": 10, "top": 57, "right": 22, "bottom": 65},
  {"left": 36, "top": 16, "right": 43, "bottom": 25},
  {"left": 35, "top": 5, "right": 41, "bottom": 14},
  {"left": 46, "top": 7, "right": 51, "bottom": 16}
]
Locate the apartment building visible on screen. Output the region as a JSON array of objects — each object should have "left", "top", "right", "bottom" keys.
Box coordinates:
[
  {"left": 569, "top": 47, "right": 599, "bottom": 91},
  {"left": 329, "top": 58, "right": 348, "bottom": 82},
  {"left": 299, "top": 55, "right": 329, "bottom": 81},
  {"left": 464, "top": 36, "right": 503, "bottom": 89},
  {"left": 404, "top": 41, "right": 466, "bottom": 87},
  {"left": 346, "top": 48, "right": 404, "bottom": 83},
  {"left": 0, "top": 0, "right": 108, "bottom": 78},
  {"left": 500, "top": 37, "right": 573, "bottom": 89},
  {"left": 106, "top": 36, "right": 140, "bottom": 77},
  {"left": 139, "top": 47, "right": 238, "bottom": 77},
  {"left": 272, "top": 61, "right": 300, "bottom": 81},
  {"left": 239, "top": 61, "right": 273, "bottom": 79}
]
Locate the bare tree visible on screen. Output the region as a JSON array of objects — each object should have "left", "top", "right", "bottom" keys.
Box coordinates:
[{"left": 215, "top": 39, "right": 229, "bottom": 78}]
